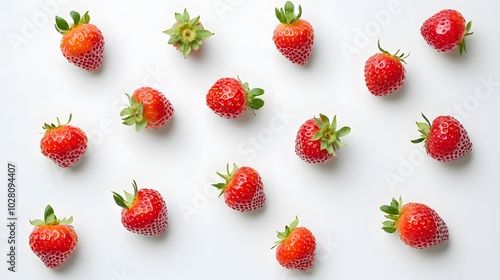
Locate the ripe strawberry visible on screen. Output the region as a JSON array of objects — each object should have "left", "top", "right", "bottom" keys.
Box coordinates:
[
  {"left": 112, "top": 180, "right": 168, "bottom": 236},
  {"left": 40, "top": 114, "right": 87, "bottom": 168},
  {"left": 295, "top": 114, "right": 351, "bottom": 163},
  {"left": 412, "top": 113, "right": 472, "bottom": 162},
  {"left": 162, "top": 9, "right": 214, "bottom": 58},
  {"left": 364, "top": 40, "right": 408, "bottom": 96},
  {"left": 381, "top": 197, "right": 449, "bottom": 249},
  {"left": 420, "top": 9, "right": 473, "bottom": 54},
  {"left": 55, "top": 11, "right": 105, "bottom": 71},
  {"left": 206, "top": 77, "right": 265, "bottom": 119},
  {"left": 273, "top": 1, "right": 314, "bottom": 65},
  {"left": 272, "top": 217, "right": 316, "bottom": 271},
  {"left": 120, "top": 87, "right": 175, "bottom": 132},
  {"left": 29, "top": 205, "right": 78, "bottom": 269},
  {"left": 212, "top": 163, "right": 266, "bottom": 212}
]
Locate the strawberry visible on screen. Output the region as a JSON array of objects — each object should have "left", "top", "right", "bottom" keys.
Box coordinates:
[
  {"left": 212, "top": 163, "right": 266, "bottom": 212},
  {"left": 272, "top": 217, "right": 316, "bottom": 271},
  {"left": 162, "top": 9, "right": 214, "bottom": 58},
  {"left": 29, "top": 205, "right": 78, "bottom": 269},
  {"left": 412, "top": 113, "right": 472, "bottom": 162},
  {"left": 273, "top": 1, "right": 314, "bottom": 65},
  {"left": 295, "top": 114, "right": 351, "bottom": 163},
  {"left": 420, "top": 9, "right": 473, "bottom": 54},
  {"left": 120, "top": 87, "right": 175, "bottom": 132},
  {"left": 381, "top": 197, "right": 449, "bottom": 249},
  {"left": 364, "top": 40, "right": 408, "bottom": 96},
  {"left": 112, "top": 180, "right": 168, "bottom": 236},
  {"left": 55, "top": 11, "right": 105, "bottom": 71},
  {"left": 40, "top": 114, "right": 87, "bottom": 168},
  {"left": 206, "top": 77, "right": 265, "bottom": 119}
]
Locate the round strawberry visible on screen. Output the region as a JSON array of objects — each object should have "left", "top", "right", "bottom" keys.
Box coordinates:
[
  {"left": 272, "top": 217, "right": 316, "bottom": 271},
  {"left": 295, "top": 114, "right": 351, "bottom": 163},
  {"left": 40, "top": 114, "right": 88, "bottom": 168},
  {"left": 381, "top": 197, "right": 449, "bottom": 249},
  {"left": 273, "top": 1, "right": 314, "bottom": 65},
  {"left": 112, "top": 180, "right": 168, "bottom": 236},
  {"left": 364, "top": 40, "right": 408, "bottom": 96},
  {"left": 55, "top": 11, "right": 105, "bottom": 71},
  {"left": 120, "top": 87, "right": 175, "bottom": 132},
  {"left": 29, "top": 205, "right": 78, "bottom": 269},
  {"left": 412, "top": 113, "right": 472, "bottom": 162},
  {"left": 206, "top": 77, "right": 265, "bottom": 119},
  {"left": 212, "top": 164, "right": 266, "bottom": 212},
  {"left": 162, "top": 9, "right": 214, "bottom": 58},
  {"left": 420, "top": 9, "right": 473, "bottom": 54}
]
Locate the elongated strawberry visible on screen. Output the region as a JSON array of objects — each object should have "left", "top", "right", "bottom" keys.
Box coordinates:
[
  {"left": 206, "top": 77, "right": 265, "bottom": 119},
  {"left": 412, "top": 113, "right": 472, "bottom": 162},
  {"left": 120, "top": 87, "right": 175, "bottom": 132},
  {"left": 55, "top": 11, "right": 105, "bottom": 71},
  {"left": 40, "top": 114, "right": 87, "bottom": 168},
  {"left": 112, "top": 180, "right": 168, "bottom": 236},
  {"left": 29, "top": 205, "right": 78, "bottom": 268},
  {"left": 273, "top": 1, "right": 314, "bottom": 65},
  {"left": 381, "top": 197, "right": 449, "bottom": 249},
  {"left": 212, "top": 164, "right": 265, "bottom": 212},
  {"left": 162, "top": 9, "right": 214, "bottom": 58},
  {"left": 272, "top": 217, "right": 316, "bottom": 271},
  {"left": 420, "top": 9, "right": 473, "bottom": 54},
  {"left": 364, "top": 40, "right": 408, "bottom": 96},
  {"left": 295, "top": 114, "right": 351, "bottom": 163}
]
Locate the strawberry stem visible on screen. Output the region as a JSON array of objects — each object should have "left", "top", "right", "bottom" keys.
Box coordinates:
[
  {"left": 275, "top": 1, "right": 302, "bottom": 24},
  {"left": 377, "top": 39, "right": 409, "bottom": 64},
  {"left": 112, "top": 180, "right": 139, "bottom": 209},
  {"left": 30, "top": 205, "right": 74, "bottom": 226},
  {"left": 271, "top": 216, "right": 300, "bottom": 249},
  {"left": 212, "top": 163, "right": 238, "bottom": 197},
  {"left": 380, "top": 197, "right": 403, "bottom": 233}
]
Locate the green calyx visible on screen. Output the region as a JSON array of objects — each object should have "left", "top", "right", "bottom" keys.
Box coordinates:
[
  {"left": 411, "top": 113, "right": 431, "bottom": 146},
  {"left": 112, "top": 180, "right": 139, "bottom": 209},
  {"left": 120, "top": 94, "right": 147, "bottom": 132},
  {"left": 212, "top": 163, "right": 238, "bottom": 197},
  {"left": 162, "top": 9, "right": 214, "bottom": 58},
  {"left": 312, "top": 114, "right": 351, "bottom": 157},
  {"left": 42, "top": 114, "right": 72, "bottom": 132},
  {"left": 55, "top": 11, "right": 90, "bottom": 35},
  {"left": 377, "top": 39, "right": 409, "bottom": 64},
  {"left": 30, "top": 205, "right": 73, "bottom": 226},
  {"left": 275, "top": 1, "right": 302, "bottom": 24},
  {"left": 459, "top": 21, "right": 473, "bottom": 55},
  {"left": 238, "top": 76, "right": 265, "bottom": 114},
  {"left": 380, "top": 197, "right": 403, "bottom": 233},
  {"left": 271, "top": 216, "right": 300, "bottom": 249}
]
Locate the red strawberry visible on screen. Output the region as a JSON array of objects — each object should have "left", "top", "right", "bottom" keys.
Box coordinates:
[
  {"left": 55, "top": 11, "right": 105, "bottom": 71},
  {"left": 206, "top": 77, "right": 265, "bottom": 119},
  {"left": 420, "top": 9, "right": 473, "bottom": 54},
  {"left": 112, "top": 180, "right": 168, "bottom": 236},
  {"left": 272, "top": 217, "right": 316, "bottom": 271},
  {"left": 364, "top": 40, "right": 408, "bottom": 96},
  {"left": 295, "top": 114, "right": 351, "bottom": 163},
  {"left": 40, "top": 114, "right": 88, "bottom": 168},
  {"left": 212, "top": 164, "right": 266, "bottom": 212},
  {"left": 162, "top": 9, "right": 214, "bottom": 58},
  {"left": 273, "top": 1, "right": 314, "bottom": 65},
  {"left": 381, "top": 197, "right": 449, "bottom": 249},
  {"left": 120, "top": 87, "right": 175, "bottom": 132},
  {"left": 412, "top": 113, "right": 472, "bottom": 162},
  {"left": 29, "top": 205, "right": 78, "bottom": 268}
]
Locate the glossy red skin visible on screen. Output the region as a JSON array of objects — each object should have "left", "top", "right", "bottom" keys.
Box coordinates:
[
  {"left": 40, "top": 125, "right": 87, "bottom": 168},
  {"left": 398, "top": 203, "right": 449, "bottom": 249},
  {"left": 273, "top": 19, "right": 314, "bottom": 65},
  {"left": 60, "top": 24, "right": 105, "bottom": 71},
  {"left": 206, "top": 78, "right": 247, "bottom": 119},
  {"left": 295, "top": 118, "right": 332, "bottom": 163},
  {"left": 276, "top": 227, "right": 316, "bottom": 271},
  {"left": 420, "top": 9, "right": 467, "bottom": 53},
  {"left": 364, "top": 53, "right": 405, "bottom": 96},
  {"left": 133, "top": 87, "right": 174, "bottom": 129},
  {"left": 427, "top": 116, "right": 472, "bottom": 162},
  {"left": 29, "top": 224, "right": 78, "bottom": 268},
  {"left": 121, "top": 188, "right": 168, "bottom": 236},
  {"left": 224, "top": 166, "right": 265, "bottom": 212}
]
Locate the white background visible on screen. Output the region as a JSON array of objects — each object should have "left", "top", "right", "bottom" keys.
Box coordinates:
[{"left": 1, "top": 0, "right": 499, "bottom": 279}]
